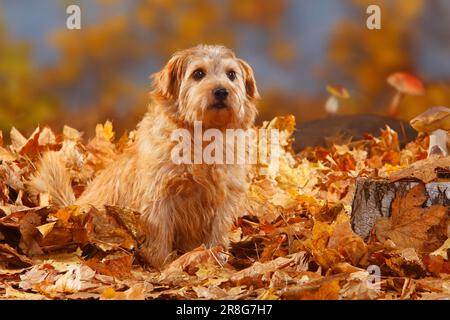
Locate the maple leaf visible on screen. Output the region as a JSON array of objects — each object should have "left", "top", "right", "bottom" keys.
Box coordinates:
[{"left": 374, "top": 184, "right": 448, "bottom": 253}]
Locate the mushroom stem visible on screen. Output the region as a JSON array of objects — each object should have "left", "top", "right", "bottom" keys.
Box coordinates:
[
  {"left": 428, "top": 129, "right": 449, "bottom": 157},
  {"left": 325, "top": 96, "right": 339, "bottom": 115},
  {"left": 388, "top": 92, "right": 403, "bottom": 118}
]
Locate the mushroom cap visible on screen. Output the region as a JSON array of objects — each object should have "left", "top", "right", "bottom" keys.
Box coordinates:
[
  {"left": 387, "top": 72, "right": 424, "bottom": 96},
  {"left": 326, "top": 85, "right": 350, "bottom": 99},
  {"left": 410, "top": 106, "right": 450, "bottom": 132}
]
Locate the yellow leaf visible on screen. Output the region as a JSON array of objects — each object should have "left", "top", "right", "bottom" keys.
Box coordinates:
[
  {"left": 37, "top": 222, "right": 56, "bottom": 238},
  {"left": 100, "top": 285, "right": 145, "bottom": 300},
  {"left": 257, "top": 288, "right": 280, "bottom": 300},
  {"left": 96, "top": 120, "right": 115, "bottom": 142},
  {"left": 100, "top": 287, "right": 117, "bottom": 299}
]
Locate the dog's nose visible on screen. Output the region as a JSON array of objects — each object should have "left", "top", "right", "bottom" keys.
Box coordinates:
[{"left": 213, "top": 87, "right": 229, "bottom": 101}]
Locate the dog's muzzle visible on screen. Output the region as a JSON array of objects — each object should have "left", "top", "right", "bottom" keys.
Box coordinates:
[{"left": 212, "top": 87, "right": 229, "bottom": 109}]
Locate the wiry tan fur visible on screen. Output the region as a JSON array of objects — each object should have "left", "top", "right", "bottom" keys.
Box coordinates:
[{"left": 28, "top": 45, "right": 259, "bottom": 267}]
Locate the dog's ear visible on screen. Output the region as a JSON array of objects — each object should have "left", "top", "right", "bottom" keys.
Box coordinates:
[
  {"left": 238, "top": 58, "right": 260, "bottom": 101},
  {"left": 151, "top": 53, "right": 187, "bottom": 100}
]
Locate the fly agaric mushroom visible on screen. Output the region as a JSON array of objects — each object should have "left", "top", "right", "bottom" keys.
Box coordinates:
[
  {"left": 325, "top": 85, "right": 350, "bottom": 115},
  {"left": 387, "top": 72, "right": 424, "bottom": 118},
  {"left": 410, "top": 106, "right": 450, "bottom": 157}
]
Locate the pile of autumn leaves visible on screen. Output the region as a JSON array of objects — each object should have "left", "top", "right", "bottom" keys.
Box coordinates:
[{"left": 0, "top": 116, "right": 449, "bottom": 300}]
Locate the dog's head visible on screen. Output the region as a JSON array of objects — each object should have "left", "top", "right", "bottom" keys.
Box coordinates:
[{"left": 151, "top": 45, "right": 259, "bottom": 129}]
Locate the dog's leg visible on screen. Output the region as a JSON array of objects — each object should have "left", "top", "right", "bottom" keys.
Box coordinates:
[
  {"left": 206, "top": 206, "right": 234, "bottom": 249},
  {"left": 138, "top": 201, "right": 175, "bottom": 268}
]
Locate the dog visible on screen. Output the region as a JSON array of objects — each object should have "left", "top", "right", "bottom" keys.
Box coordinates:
[{"left": 28, "top": 45, "right": 259, "bottom": 267}]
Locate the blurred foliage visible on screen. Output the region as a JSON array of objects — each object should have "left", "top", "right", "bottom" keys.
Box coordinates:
[
  {"left": 0, "top": 21, "right": 59, "bottom": 135},
  {"left": 44, "top": 0, "right": 290, "bottom": 136},
  {"left": 328, "top": 0, "right": 450, "bottom": 117},
  {"left": 0, "top": 0, "right": 449, "bottom": 137}
]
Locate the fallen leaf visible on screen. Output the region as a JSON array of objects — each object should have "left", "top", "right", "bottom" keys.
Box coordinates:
[
  {"left": 164, "top": 245, "right": 227, "bottom": 275},
  {"left": 37, "top": 222, "right": 56, "bottom": 238},
  {"left": 375, "top": 184, "right": 448, "bottom": 253},
  {"left": 96, "top": 120, "right": 115, "bottom": 142},
  {"left": 85, "top": 252, "right": 133, "bottom": 280},
  {"left": 4, "top": 285, "right": 47, "bottom": 300},
  {"left": 9, "top": 127, "right": 28, "bottom": 152},
  {"left": 281, "top": 276, "right": 342, "bottom": 300},
  {"left": 100, "top": 284, "right": 145, "bottom": 300},
  {"left": 389, "top": 156, "right": 450, "bottom": 183},
  {"left": 0, "top": 243, "right": 33, "bottom": 267}
]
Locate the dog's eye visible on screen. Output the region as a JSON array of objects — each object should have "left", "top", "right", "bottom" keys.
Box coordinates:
[
  {"left": 192, "top": 69, "right": 205, "bottom": 80},
  {"left": 226, "top": 70, "right": 236, "bottom": 81}
]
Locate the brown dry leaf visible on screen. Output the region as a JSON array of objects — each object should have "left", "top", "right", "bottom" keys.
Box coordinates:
[
  {"left": 3, "top": 285, "right": 47, "bottom": 300},
  {"left": 384, "top": 248, "right": 427, "bottom": 278},
  {"left": 105, "top": 205, "right": 144, "bottom": 243},
  {"left": 423, "top": 255, "right": 450, "bottom": 275},
  {"left": 328, "top": 213, "right": 368, "bottom": 266},
  {"left": 303, "top": 220, "right": 343, "bottom": 269},
  {"left": 375, "top": 184, "right": 448, "bottom": 253},
  {"left": 19, "top": 127, "right": 58, "bottom": 160},
  {"left": 230, "top": 252, "right": 308, "bottom": 288},
  {"left": 19, "top": 211, "right": 44, "bottom": 256},
  {"left": 164, "top": 245, "right": 227, "bottom": 276},
  {"left": 0, "top": 243, "right": 33, "bottom": 267},
  {"left": 389, "top": 156, "right": 450, "bottom": 183},
  {"left": 85, "top": 207, "right": 136, "bottom": 251},
  {"left": 85, "top": 252, "right": 133, "bottom": 280},
  {"left": 281, "top": 276, "right": 342, "bottom": 300}
]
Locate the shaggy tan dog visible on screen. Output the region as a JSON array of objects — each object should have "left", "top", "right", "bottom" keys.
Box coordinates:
[{"left": 29, "top": 45, "right": 259, "bottom": 267}]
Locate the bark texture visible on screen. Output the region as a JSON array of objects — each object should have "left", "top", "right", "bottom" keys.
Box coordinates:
[{"left": 351, "top": 178, "right": 450, "bottom": 239}]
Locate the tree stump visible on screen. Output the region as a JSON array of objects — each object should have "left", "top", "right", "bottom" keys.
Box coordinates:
[{"left": 351, "top": 178, "right": 450, "bottom": 240}]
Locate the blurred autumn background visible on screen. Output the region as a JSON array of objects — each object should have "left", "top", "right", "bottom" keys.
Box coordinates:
[{"left": 1, "top": 0, "right": 450, "bottom": 138}]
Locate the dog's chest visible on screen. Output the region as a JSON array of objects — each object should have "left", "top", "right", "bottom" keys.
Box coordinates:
[{"left": 173, "top": 164, "right": 246, "bottom": 206}]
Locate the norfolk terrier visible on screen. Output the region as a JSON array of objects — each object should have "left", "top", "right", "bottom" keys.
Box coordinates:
[{"left": 28, "top": 45, "right": 259, "bottom": 267}]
